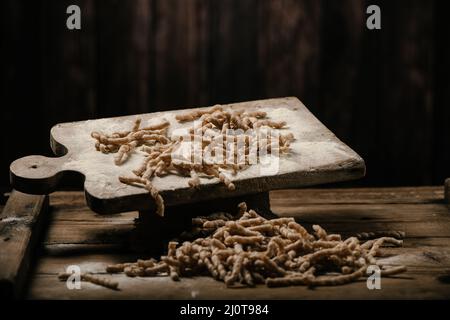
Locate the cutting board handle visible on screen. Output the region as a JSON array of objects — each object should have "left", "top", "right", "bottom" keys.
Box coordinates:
[{"left": 10, "top": 155, "right": 70, "bottom": 194}]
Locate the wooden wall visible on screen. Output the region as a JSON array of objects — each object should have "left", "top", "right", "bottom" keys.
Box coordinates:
[{"left": 1, "top": 0, "right": 449, "bottom": 194}]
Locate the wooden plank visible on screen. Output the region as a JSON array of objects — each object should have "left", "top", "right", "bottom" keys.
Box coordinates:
[
  {"left": 95, "top": 0, "right": 151, "bottom": 117},
  {"left": 50, "top": 209, "right": 136, "bottom": 223},
  {"left": 44, "top": 222, "right": 134, "bottom": 246},
  {"left": 34, "top": 237, "right": 450, "bottom": 275},
  {"left": 42, "top": 203, "right": 450, "bottom": 245},
  {"left": 152, "top": 0, "right": 210, "bottom": 109},
  {"left": 27, "top": 187, "right": 450, "bottom": 299},
  {"left": 27, "top": 270, "right": 450, "bottom": 300},
  {"left": 348, "top": 0, "right": 383, "bottom": 188},
  {"left": 258, "top": 0, "right": 321, "bottom": 108},
  {"left": 271, "top": 186, "right": 444, "bottom": 204},
  {"left": 42, "top": 193, "right": 450, "bottom": 247},
  {"left": 349, "top": 0, "right": 435, "bottom": 187},
  {"left": 39, "top": 189, "right": 450, "bottom": 247},
  {"left": 10, "top": 97, "right": 365, "bottom": 214},
  {"left": 316, "top": 0, "right": 364, "bottom": 141},
  {"left": 376, "top": 0, "right": 434, "bottom": 186},
  {"left": 274, "top": 203, "right": 450, "bottom": 222},
  {"left": 2, "top": 1, "right": 447, "bottom": 193},
  {"left": 34, "top": 253, "right": 140, "bottom": 275},
  {"left": 209, "top": 0, "right": 261, "bottom": 103},
  {"left": 276, "top": 203, "right": 450, "bottom": 238},
  {"left": 31, "top": 234, "right": 450, "bottom": 299},
  {"left": 41, "top": 0, "right": 97, "bottom": 122},
  {"left": 42, "top": 244, "right": 130, "bottom": 257},
  {"left": 40, "top": 0, "right": 97, "bottom": 190},
  {"left": 0, "top": 191, "right": 49, "bottom": 298},
  {"left": 29, "top": 235, "right": 450, "bottom": 300},
  {"left": 49, "top": 192, "right": 136, "bottom": 222},
  {"left": 49, "top": 191, "right": 272, "bottom": 221},
  {"left": 43, "top": 220, "right": 449, "bottom": 245},
  {"left": 49, "top": 187, "right": 444, "bottom": 215}
]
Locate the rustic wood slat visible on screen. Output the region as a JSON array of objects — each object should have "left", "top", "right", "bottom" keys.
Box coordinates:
[
  {"left": 259, "top": 0, "right": 321, "bottom": 107},
  {"left": 29, "top": 234, "right": 450, "bottom": 299},
  {"left": 271, "top": 186, "right": 444, "bottom": 204},
  {"left": 42, "top": 189, "right": 450, "bottom": 246},
  {"left": 152, "top": 0, "right": 210, "bottom": 109},
  {"left": 275, "top": 203, "right": 450, "bottom": 239},
  {"left": 44, "top": 222, "right": 134, "bottom": 246},
  {"left": 275, "top": 204, "right": 450, "bottom": 223},
  {"left": 49, "top": 187, "right": 444, "bottom": 212},
  {"left": 316, "top": 0, "right": 364, "bottom": 141},
  {"left": 0, "top": 191, "right": 49, "bottom": 299},
  {"left": 34, "top": 253, "right": 140, "bottom": 275},
  {"left": 27, "top": 270, "right": 450, "bottom": 300},
  {"left": 42, "top": 208, "right": 450, "bottom": 245},
  {"left": 349, "top": 0, "right": 382, "bottom": 188},
  {"left": 42, "top": 244, "right": 127, "bottom": 257}
]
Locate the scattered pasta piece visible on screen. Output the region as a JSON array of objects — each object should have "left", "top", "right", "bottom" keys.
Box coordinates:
[{"left": 58, "top": 272, "right": 119, "bottom": 290}]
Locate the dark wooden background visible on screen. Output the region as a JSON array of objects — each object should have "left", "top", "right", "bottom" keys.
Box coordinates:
[{"left": 1, "top": 0, "right": 449, "bottom": 195}]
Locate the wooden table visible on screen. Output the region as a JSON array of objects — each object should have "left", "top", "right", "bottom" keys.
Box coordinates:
[{"left": 3, "top": 186, "right": 450, "bottom": 299}]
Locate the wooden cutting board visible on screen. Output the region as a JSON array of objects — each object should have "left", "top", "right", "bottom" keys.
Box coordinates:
[{"left": 10, "top": 97, "right": 365, "bottom": 214}]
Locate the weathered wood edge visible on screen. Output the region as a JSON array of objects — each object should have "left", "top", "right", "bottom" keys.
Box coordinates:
[{"left": 0, "top": 191, "right": 49, "bottom": 299}]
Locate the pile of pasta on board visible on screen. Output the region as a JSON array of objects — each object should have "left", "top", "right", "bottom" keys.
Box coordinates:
[{"left": 91, "top": 105, "right": 295, "bottom": 216}]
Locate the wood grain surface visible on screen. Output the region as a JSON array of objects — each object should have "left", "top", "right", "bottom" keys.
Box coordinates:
[{"left": 0, "top": 191, "right": 49, "bottom": 298}]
